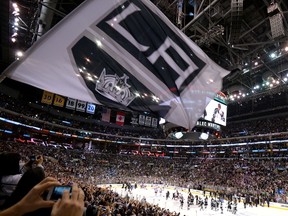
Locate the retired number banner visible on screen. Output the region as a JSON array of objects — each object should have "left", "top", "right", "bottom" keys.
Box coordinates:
[
  {"left": 41, "top": 91, "right": 54, "bottom": 105},
  {"left": 76, "top": 100, "right": 87, "bottom": 112},
  {"left": 86, "top": 103, "right": 96, "bottom": 114},
  {"left": 53, "top": 95, "right": 65, "bottom": 107},
  {"left": 66, "top": 98, "right": 76, "bottom": 110}
]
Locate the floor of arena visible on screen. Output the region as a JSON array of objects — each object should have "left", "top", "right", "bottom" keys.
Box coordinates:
[{"left": 109, "top": 185, "right": 287, "bottom": 216}]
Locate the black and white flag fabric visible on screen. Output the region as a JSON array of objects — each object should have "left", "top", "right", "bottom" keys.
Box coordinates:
[{"left": 2, "top": 0, "right": 229, "bottom": 129}]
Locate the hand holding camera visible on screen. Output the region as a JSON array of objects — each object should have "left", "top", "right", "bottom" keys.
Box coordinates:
[
  {"left": 15, "top": 177, "right": 61, "bottom": 215},
  {"left": 51, "top": 183, "right": 85, "bottom": 216}
]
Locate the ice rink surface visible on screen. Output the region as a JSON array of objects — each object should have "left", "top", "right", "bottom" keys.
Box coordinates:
[{"left": 110, "top": 185, "right": 288, "bottom": 216}]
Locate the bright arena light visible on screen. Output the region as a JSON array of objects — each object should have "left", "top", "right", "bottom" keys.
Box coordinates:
[
  {"left": 159, "top": 117, "right": 166, "bottom": 125},
  {"left": 174, "top": 132, "right": 183, "bottom": 139},
  {"left": 16, "top": 51, "right": 23, "bottom": 57},
  {"left": 270, "top": 53, "right": 276, "bottom": 58},
  {"left": 96, "top": 40, "right": 102, "bottom": 47}
]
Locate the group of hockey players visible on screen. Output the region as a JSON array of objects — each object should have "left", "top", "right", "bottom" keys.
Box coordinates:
[
  {"left": 165, "top": 189, "right": 240, "bottom": 214},
  {"left": 120, "top": 183, "right": 269, "bottom": 215},
  {"left": 122, "top": 181, "right": 137, "bottom": 192},
  {"left": 194, "top": 195, "right": 230, "bottom": 214}
]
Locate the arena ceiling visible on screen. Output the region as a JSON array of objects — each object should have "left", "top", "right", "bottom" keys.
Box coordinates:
[
  {"left": 1, "top": 0, "right": 288, "bottom": 100},
  {"left": 155, "top": 0, "right": 288, "bottom": 97}
]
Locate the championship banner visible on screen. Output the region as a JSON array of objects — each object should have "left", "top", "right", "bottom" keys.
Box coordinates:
[
  {"left": 3, "top": 0, "right": 229, "bottom": 130},
  {"left": 41, "top": 91, "right": 54, "bottom": 105},
  {"left": 53, "top": 94, "right": 65, "bottom": 107},
  {"left": 76, "top": 100, "right": 87, "bottom": 112},
  {"left": 131, "top": 117, "right": 138, "bottom": 125},
  {"left": 151, "top": 117, "right": 158, "bottom": 128},
  {"left": 139, "top": 114, "right": 145, "bottom": 126},
  {"left": 145, "top": 116, "right": 152, "bottom": 127},
  {"left": 66, "top": 98, "right": 76, "bottom": 110}
]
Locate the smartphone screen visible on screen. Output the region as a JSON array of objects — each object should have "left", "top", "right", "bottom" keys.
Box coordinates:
[
  {"left": 48, "top": 186, "right": 72, "bottom": 200},
  {"left": 29, "top": 156, "right": 36, "bottom": 161}
]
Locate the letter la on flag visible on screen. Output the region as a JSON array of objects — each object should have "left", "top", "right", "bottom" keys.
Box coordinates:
[{"left": 1, "top": 0, "right": 229, "bottom": 130}]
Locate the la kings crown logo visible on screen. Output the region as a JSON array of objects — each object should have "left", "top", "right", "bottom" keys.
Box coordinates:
[{"left": 95, "top": 68, "right": 135, "bottom": 106}]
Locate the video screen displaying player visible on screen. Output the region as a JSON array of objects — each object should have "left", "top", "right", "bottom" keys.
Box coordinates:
[{"left": 203, "top": 100, "right": 227, "bottom": 126}]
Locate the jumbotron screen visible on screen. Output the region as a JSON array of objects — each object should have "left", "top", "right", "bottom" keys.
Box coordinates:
[{"left": 203, "top": 100, "right": 227, "bottom": 126}]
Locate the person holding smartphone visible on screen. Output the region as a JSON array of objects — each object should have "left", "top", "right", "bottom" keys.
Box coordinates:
[
  {"left": 0, "top": 177, "right": 85, "bottom": 216},
  {"left": 51, "top": 183, "right": 85, "bottom": 216}
]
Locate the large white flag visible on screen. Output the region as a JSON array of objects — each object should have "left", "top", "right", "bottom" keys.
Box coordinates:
[{"left": 2, "top": 0, "right": 229, "bottom": 130}]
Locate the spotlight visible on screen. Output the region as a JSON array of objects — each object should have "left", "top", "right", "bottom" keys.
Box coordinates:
[
  {"left": 12, "top": 11, "right": 19, "bottom": 16},
  {"left": 16, "top": 51, "right": 23, "bottom": 57},
  {"left": 96, "top": 40, "right": 102, "bottom": 47},
  {"left": 270, "top": 53, "right": 276, "bottom": 58}
]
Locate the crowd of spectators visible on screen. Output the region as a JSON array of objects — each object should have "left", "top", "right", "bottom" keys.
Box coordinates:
[
  {"left": 0, "top": 141, "right": 184, "bottom": 215},
  {"left": 0, "top": 91, "right": 288, "bottom": 215},
  {"left": 1, "top": 95, "right": 288, "bottom": 161},
  {"left": 222, "top": 116, "right": 288, "bottom": 137},
  {"left": 2, "top": 99, "right": 288, "bottom": 150},
  {"left": 2, "top": 91, "right": 288, "bottom": 141},
  {"left": 0, "top": 141, "right": 287, "bottom": 210}
]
